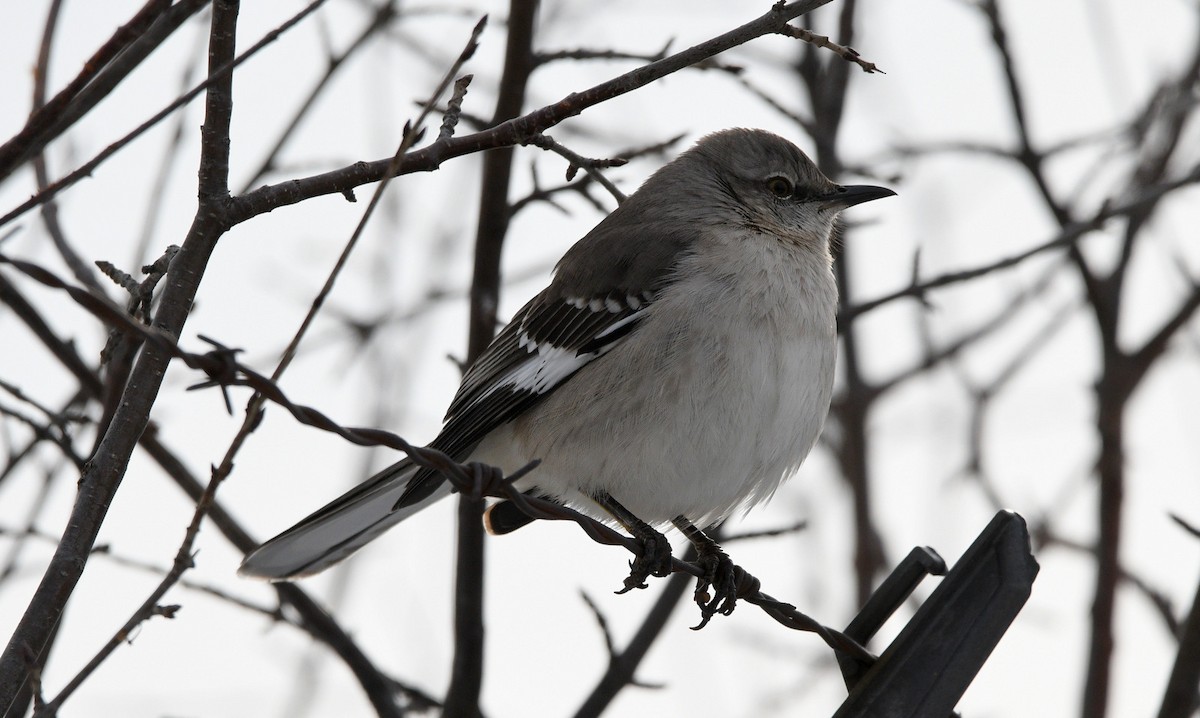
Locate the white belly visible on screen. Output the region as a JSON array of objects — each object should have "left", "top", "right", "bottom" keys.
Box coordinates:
[{"left": 488, "top": 243, "right": 837, "bottom": 527}]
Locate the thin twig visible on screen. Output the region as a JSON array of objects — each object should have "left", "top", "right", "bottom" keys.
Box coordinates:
[
  {"left": 0, "top": 0, "right": 331, "bottom": 229},
  {"left": 777, "top": 24, "right": 883, "bottom": 73},
  {"left": 841, "top": 164, "right": 1200, "bottom": 324},
  {"left": 0, "top": 0, "right": 204, "bottom": 182},
  {"left": 237, "top": 0, "right": 399, "bottom": 193},
  {"left": 527, "top": 133, "right": 628, "bottom": 202}
]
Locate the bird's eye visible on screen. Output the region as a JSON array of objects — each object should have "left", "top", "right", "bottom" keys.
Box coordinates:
[{"left": 766, "top": 176, "right": 794, "bottom": 198}]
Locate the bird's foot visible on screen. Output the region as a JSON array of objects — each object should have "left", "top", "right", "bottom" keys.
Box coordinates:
[
  {"left": 689, "top": 539, "right": 740, "bottom": 629},
  {"left": 592, "top": 492, "right": 676, "bottom": 593},
  {"left": 616, "top": 529, "right": 674, "bottom": 594}
]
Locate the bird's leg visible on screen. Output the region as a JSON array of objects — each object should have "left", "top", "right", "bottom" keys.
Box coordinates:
[
  {"left": 672, "top": 516, "right": 739, "bottom": 622},
  {"left": 593, "top": 492, "right": 674, "bottom": 593}
]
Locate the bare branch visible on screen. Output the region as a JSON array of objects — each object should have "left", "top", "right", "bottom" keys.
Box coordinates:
[
  {"left": 527, "top": 133, "right": 629, "bottom": 203},
  {"left": 238, "top": 0, "right": 400, "bottom": 193},
  {"left": 842, "top": 164, "right": 1200, "bottom": 324},
  {"left": 0, "top": 0, "right": 208, "bottom": 183},
  {"left": 225, "top": 0, "right": 836, "bottom": 225},
  {"left": 0, "top": 1, "right": 251, "bottom": 707},
  {"left": 1156, "top": 566, "right": 1200, "bottom": 718},
  {"left": 0, "top": 0, "right": 331, "bottom": 230}
]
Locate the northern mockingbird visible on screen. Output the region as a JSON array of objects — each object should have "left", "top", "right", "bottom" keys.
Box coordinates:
[{"left": 241, "top": 129, "right": 894, "bottom": 598}]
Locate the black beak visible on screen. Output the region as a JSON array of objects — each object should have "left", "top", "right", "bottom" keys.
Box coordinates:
[{"left": 823, "top": 184, "right": 897, "bottom": 209}]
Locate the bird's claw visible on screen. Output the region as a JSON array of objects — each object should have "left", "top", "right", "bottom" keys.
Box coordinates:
[
  {"left": 690, "top": 544, "right": 740, "bottom": 629},
  {"left": 616, "top": 531, "right": 673, "bottom": 594}
]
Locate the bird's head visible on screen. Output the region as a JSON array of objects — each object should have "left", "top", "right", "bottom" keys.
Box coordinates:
[{"left": 659, "top": 128, "right": 896, "bottom": 245}]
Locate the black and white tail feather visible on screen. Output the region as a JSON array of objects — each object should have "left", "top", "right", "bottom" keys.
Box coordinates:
[{"left": 238, "top": 460, "right": 450, "bottom": 579}]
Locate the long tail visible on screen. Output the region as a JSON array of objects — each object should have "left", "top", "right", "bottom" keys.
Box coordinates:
[{"left": 239, "top": 460, "right": 452, "bottom": 580}]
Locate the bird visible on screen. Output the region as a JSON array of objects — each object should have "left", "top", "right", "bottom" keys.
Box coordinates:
[{"left": 239, "top": 128, "right": 894, "bottom": 601}]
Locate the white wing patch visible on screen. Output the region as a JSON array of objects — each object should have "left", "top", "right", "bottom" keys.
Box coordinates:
[
  {"left": 479, "top": 306, "right": 647, "bottom": 404},
  {"left": 505, "top": 336, "right": 592, "bottom": 394}
]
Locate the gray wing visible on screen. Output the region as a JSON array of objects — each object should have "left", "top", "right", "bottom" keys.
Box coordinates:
[{"left": 398, "top": 287, "right": 657, "bottom": 507}]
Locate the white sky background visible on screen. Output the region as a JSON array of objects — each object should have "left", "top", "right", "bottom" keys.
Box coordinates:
[{"left": 0, "top": 1, "right": 1198, "bottom": 716}]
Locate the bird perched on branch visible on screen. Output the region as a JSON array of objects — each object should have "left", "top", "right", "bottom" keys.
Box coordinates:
[{"left": 240, "top": 128, "right": 894, "bottom": 610}]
